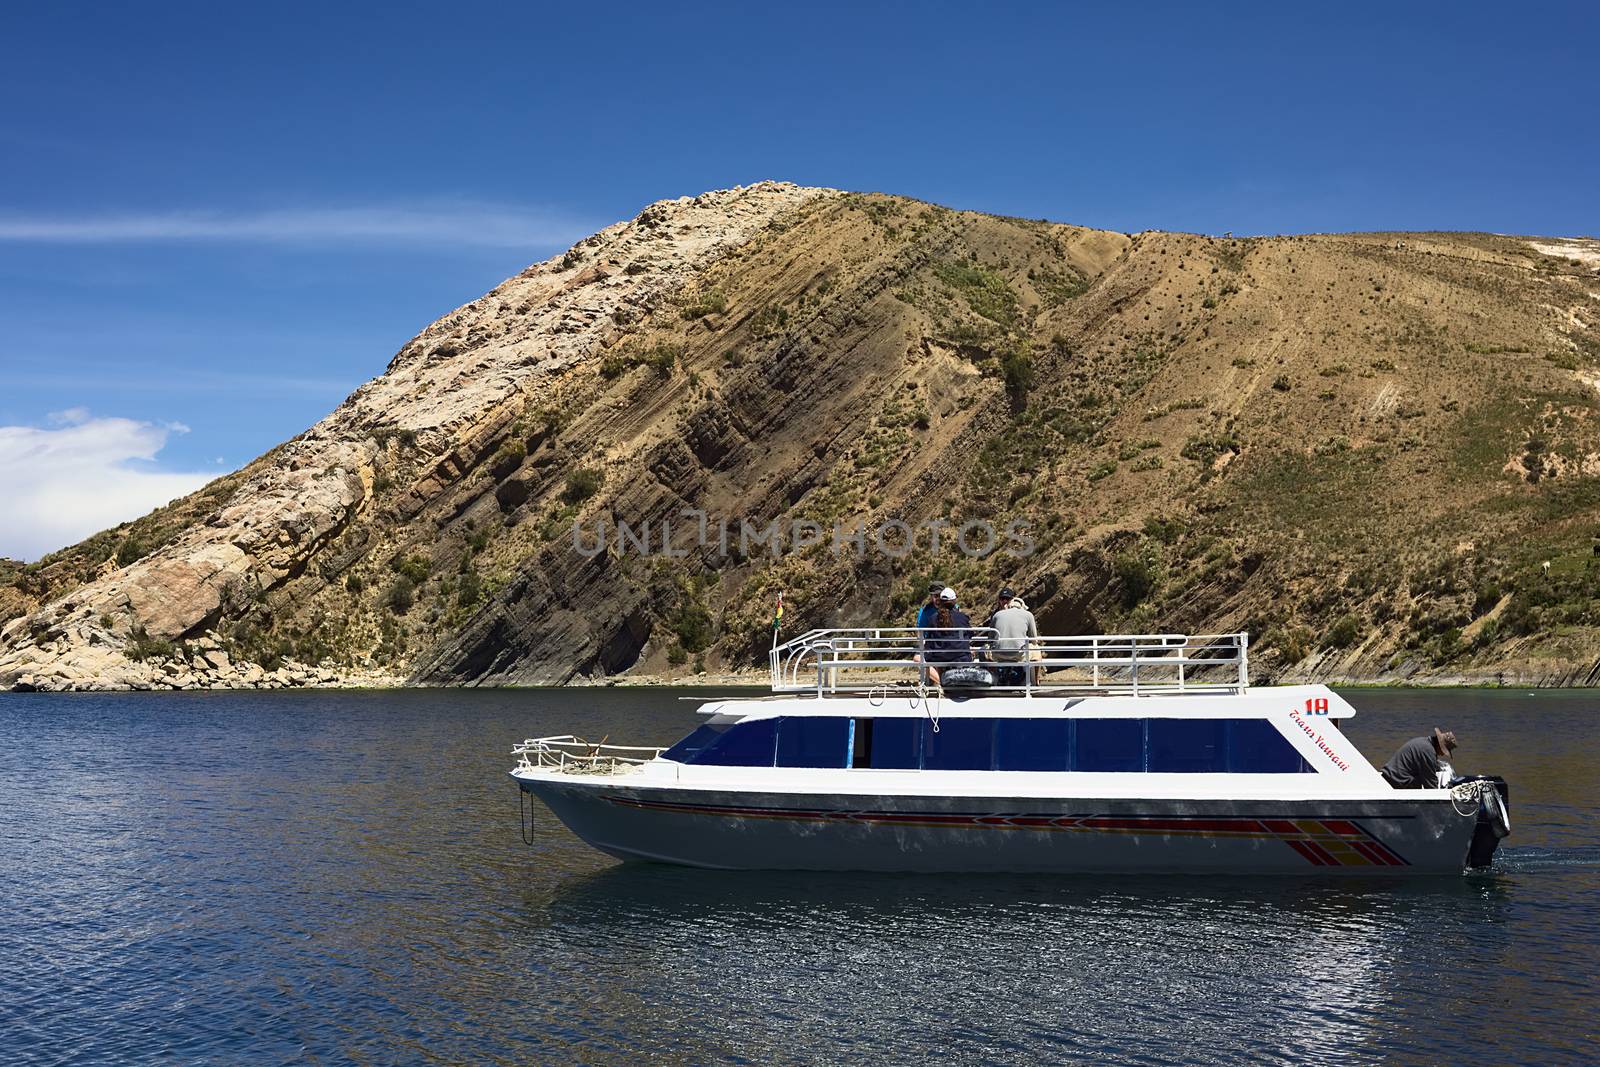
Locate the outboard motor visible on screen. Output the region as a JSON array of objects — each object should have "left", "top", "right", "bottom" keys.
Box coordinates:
[{"left": 1451, "top": 774, "right": 1511, "bottom": 868}]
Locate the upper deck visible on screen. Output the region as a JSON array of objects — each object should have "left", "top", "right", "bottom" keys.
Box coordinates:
[{"left": 769, "top": 629, "right": 1250, "bottom": 697}]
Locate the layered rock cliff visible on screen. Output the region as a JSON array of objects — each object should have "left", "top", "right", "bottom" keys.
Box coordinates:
[{"left": 3, "top": 183, "right": 1598, "bottom": 690}]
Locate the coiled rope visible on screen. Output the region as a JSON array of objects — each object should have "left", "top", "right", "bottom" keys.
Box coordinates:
[
  {"left": 908, "top": 676, "right": 941, "bottom": 733},
  {"left": 1449, "top": 779, "right": 1492, "bottom": 818}
]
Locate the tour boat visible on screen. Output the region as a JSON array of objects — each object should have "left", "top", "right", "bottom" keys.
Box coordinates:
[{"left": 511, "top": 630, "right": 1511, "bottom": 873}]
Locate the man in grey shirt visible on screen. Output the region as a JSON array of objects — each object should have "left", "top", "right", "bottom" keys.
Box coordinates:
[
  {"left": 986, "top": 591, "right": 1039, "bottom": 686},
  {"left": 1380, "top": 728, "right": 1458, "bottom": 788},
  {"left": 989, "top": 596, "right": 1038, "bottom": 657}
]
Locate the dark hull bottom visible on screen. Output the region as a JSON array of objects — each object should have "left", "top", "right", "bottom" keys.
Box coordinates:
[{"left": 518, "top": 778, "right": 1481, "bottom": 874}]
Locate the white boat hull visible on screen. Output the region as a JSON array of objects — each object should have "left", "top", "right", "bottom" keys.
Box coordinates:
[{"left": 517, "top": 775, "right": 1479, "bottom": 874}]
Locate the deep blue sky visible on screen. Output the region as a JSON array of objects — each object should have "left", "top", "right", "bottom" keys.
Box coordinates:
[{"left": 0, "top": 1, "right": 1595, "bottom": 557}]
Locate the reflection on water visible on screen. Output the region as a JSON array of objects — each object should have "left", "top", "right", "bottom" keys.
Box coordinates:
[{"left": 1, "top": 687, "right": 1596, "bottom": 1065}]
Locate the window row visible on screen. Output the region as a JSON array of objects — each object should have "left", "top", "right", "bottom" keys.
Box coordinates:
[{"left": 662, "top": 716, "right": 1314, "bottom": 773}]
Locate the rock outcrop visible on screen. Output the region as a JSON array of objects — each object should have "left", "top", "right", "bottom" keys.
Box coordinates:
[
  {"left": 3, "top": 190, "right": 1599, "bottom": 691},
  {"left": 1, "top": 182, "right": 831, "bottom": 689}
]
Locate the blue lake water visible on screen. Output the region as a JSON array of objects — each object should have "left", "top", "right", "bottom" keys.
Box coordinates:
[{"left": 1, "top": 687, "right": 1597, "bottom": 1065}]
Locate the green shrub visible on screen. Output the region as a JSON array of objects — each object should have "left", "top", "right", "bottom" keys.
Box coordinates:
[
  {"left": 1031, "top": 267, "right": 1089, "bottom": 306},
  {"left": 1471, "top": 617, "right": 1501, "bottom": 650},
  {"left": 999, "top": 347, "right": 1035, "bottom": 403},
  {"left": 346, "top": 574, "right": 364, "bottom": 594},
  {"left": 495, "top": 438, "right": 527, "bottom": 465},
  {"left": 456, "top": 570, "right": 483, "bottom": 609},
  {"left": 1143, "top": 515, "right": 1187, "bottom": 544},
  {"left": 390, "top": 555, "right": 430, "bottom": 583},
  {"left": 1181, "top": 430, "right": 1241, "bottom": 466},
  {"left": 641, "top": 343, "right": 679, "bottom": 375},
  {"left": 386, "top": 576, "right": 416, "bottom": 615},
  {"left": 1272, "top": 626, "right": 1311, "bottom": 665},
  {"left": 126, "top": 627, "right": 174, "bottom": 661},
  {"left": 530, "top": 405, "right": 569, "bottom": 438},
  {"left": 1271, "top": 374, "right": 1291, "bottom": 392},
  {"left": 562, "top": 467, "right": 605, "bottom": 504},
  {"left": 1326, "top": 614, "right": 1360, "bottom": 649},
  {"left": 672, "top": 603, "right": 716, "bottom": 653},
  {"left": 1113, "top": 551, "right": 1157, "bottom": 608},
  {"left": 602, "top": 343, "right": 679, "bottom": 378},
  {"left": 934, "top": 259, "right": 1019, "bottom": 327},
  {"left": 115, "top": 538, "right": 148, "bottom": 567},
  {"left": 680, "top": 289, "right": 728, "bottom": 320}
]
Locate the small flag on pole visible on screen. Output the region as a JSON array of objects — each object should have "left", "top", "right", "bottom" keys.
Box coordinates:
[{"left": 772, "top": 592, "right": 784, "bottom": 632}]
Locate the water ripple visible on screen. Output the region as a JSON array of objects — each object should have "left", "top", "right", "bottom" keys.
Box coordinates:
[{"left": 1, "top": 689, "right": 1597, "bottom": 1065}]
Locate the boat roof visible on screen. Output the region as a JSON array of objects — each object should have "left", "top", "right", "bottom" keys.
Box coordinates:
[{"left": 699, "top": 685, "right": 1355, "bottom": 721}]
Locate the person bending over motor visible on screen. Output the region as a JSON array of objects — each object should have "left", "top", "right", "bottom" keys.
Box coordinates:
[{"left": 1380, "top": 728, "right": 1458, "bottom": 789}]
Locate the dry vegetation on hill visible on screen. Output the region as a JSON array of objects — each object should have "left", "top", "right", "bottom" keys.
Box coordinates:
[{"left": 3, "top": 184, "right": 1599, "bottom": 690}]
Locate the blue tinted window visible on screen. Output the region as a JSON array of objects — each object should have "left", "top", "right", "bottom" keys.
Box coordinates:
[
  {"left": 662, "top": 723, "right": 729, "bottom": 763},
  {"left": 1074, "top": 719, "right": 1145, "bottom": 771},
  {"left": 869, "top": 718, "right": 922, "bottom": 769},
  {"left": 1148, "top": 719, "right": 1227, "bottom": 772},
  {"left": 923, "top": 718, "right": 995, "bottom": 770},
  {"left": 686, "top": 718, "right": 778, "bottom": 766},
  {"left": 995, "top": 719, "right": 1071, "bottom": 771},
  {"left": 1227, "top": 719, "right": 1313, "bottom": 773},
  {"left": 776, "top": 716, "right": 851, "bottom": 768},
  {"left": 674, "top": 716, "right": 1314, "bottom": 772}
]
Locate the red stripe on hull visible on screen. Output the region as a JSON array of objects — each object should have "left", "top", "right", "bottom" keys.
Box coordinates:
[{"left": 1285, "top": 840, "right": 1329, "bottom": 865}]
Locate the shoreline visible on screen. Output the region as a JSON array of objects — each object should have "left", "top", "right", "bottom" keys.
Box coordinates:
[{"left": 7, "top": 671, "right": 1598, "bottom": 694}]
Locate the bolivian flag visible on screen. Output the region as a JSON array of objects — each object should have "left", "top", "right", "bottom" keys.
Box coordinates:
[{"left": 772, "top": 593, "right": 784, "bottom": 632}]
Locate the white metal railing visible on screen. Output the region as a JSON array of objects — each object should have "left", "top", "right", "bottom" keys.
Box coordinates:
[
  {"left": 512, "top": 734, "right": 666, "bottom": 774},
  {"left": 768, "top": 629, "right": 1249, "bottom": 697}
]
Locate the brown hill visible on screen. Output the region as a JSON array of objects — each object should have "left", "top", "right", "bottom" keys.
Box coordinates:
[{"left": 3, "top": 183, "right": 1599, "bottom": 691}]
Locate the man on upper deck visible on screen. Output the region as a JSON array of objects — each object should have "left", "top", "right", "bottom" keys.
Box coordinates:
[
  {"left": 915, "top": 581, "right": 944, "bottom": 634},
  {"left": 1380, "top": 728, "right": 1458, "bottom": 789},
  {"left": 985, "top": 592, "right": 1039, "bottom": 686}
]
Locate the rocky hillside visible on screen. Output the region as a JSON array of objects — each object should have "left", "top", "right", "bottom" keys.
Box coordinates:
[{"left": 4, "top": 183, "right": 1599, "bottom": 691}]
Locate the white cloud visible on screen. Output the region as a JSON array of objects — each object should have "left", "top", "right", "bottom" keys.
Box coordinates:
[
  {"left": 0, "top": 414, "right": 217, "bottom": 562},
  {"left": 48, "top": 406, "right": 91, "bottom": 426},
  {"left": 0, "top": 202, "right": 588, "bottom": 249}
]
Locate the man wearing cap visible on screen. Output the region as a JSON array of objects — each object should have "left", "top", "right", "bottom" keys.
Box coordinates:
[
  {"left": 985, "top": 591, "right": 1040, "bottom": 687},
  {"left": 914, "top": 581, "right": 945, "bottom": 636},
  {"left": 1380, "top": 728, "right": 1459, "bottom": 789},
  {"left": 983, "top": 588, "right": 1017, "bottom": 628}
]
